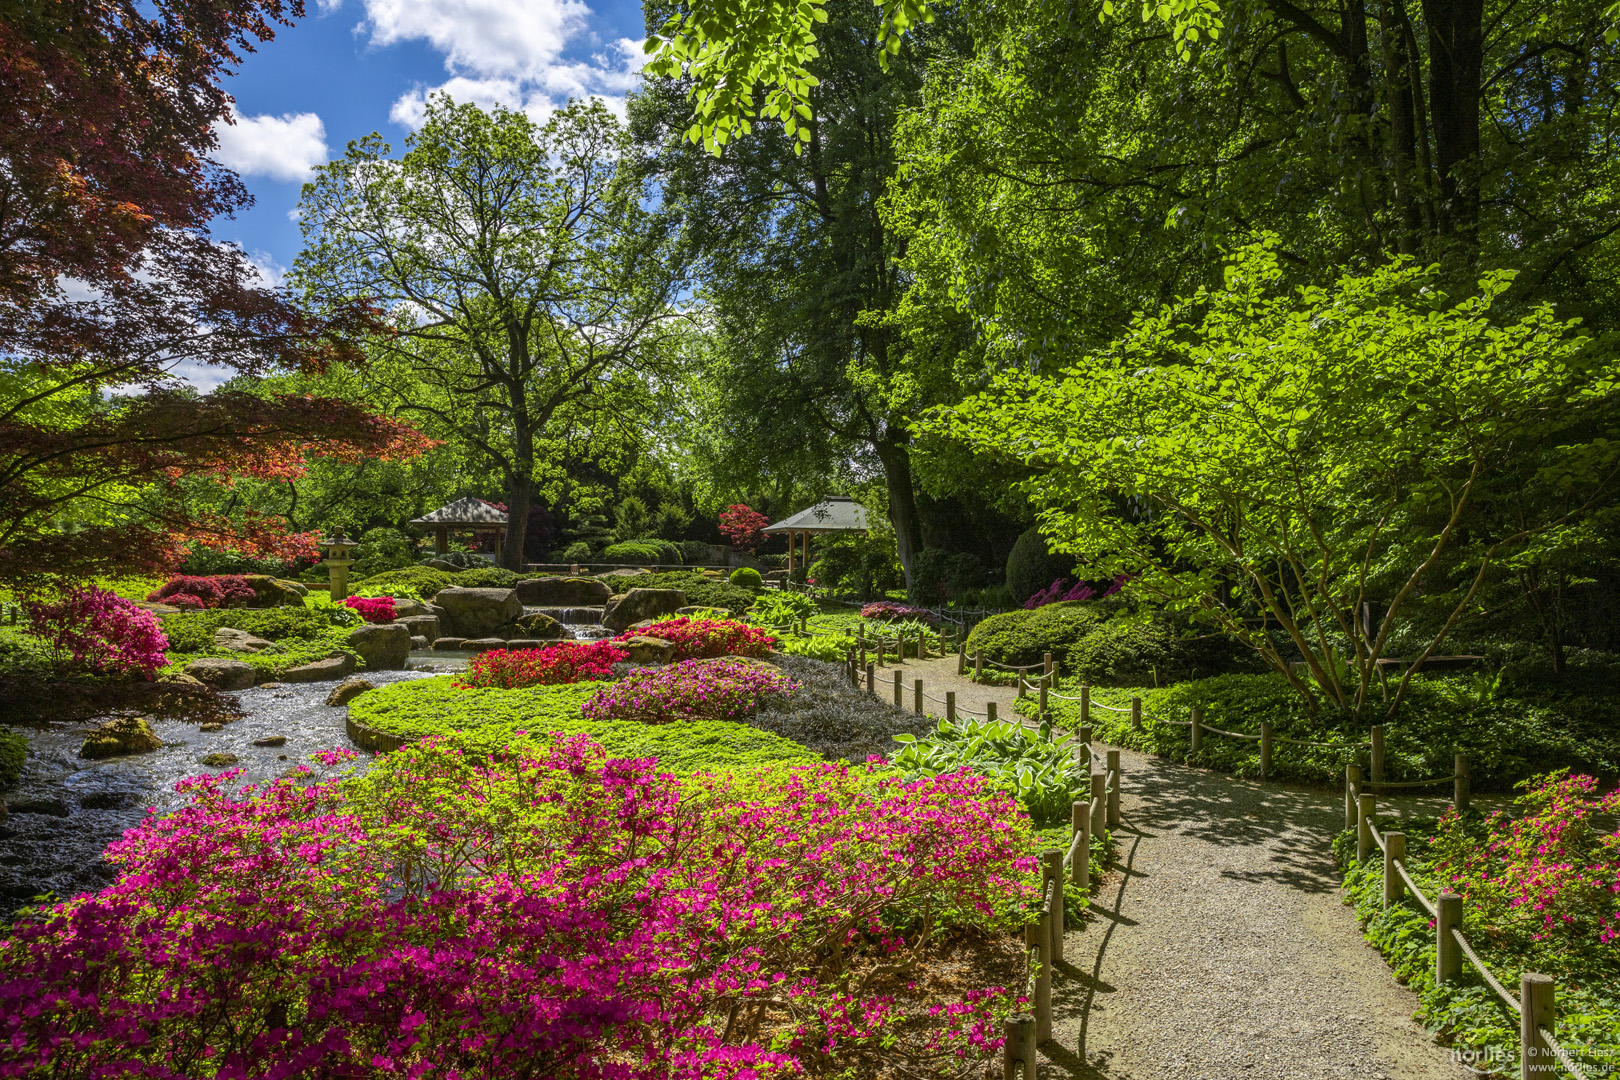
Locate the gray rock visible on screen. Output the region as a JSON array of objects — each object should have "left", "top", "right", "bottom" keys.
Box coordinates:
[
  {"left": 602, "top": 588, "right": 688, "bottom": 632},
  {"left": 347, "top": 623, "right": 411, "bottom": 670},
  {"left": 431, "top": 636, "right": 468, "bottom": 651},
  {"left": 213, "top": 627, "right": 276, "bottom": 653},
  {"left": 505, "top": 639, "right": 548, "bottom": 649},
  {"left": 280, "top": 653, "right": 357, "bottom": 683},
  {"left": 186, "top": 657, "right": 258, "bottom": 691},
  {"left": 79, "top": 791, "right": 131, "bottom": 810},
  {"left": 199, "top": 722, "right": 223, "bottom": 732},
  {"left": 201, "top": 753, "right": 239, "bottom": 768},
  {"left": 396, "top": 614, "right": 440, "bottom": 642},
  {"left": 326, "top": 677, "right": 375, "bottom": 706},
  {"left": 8, "top": 797, "right": 69, "bottom": 817},
  {"left": 244, "top": 575, "right": 307, "bottom": 607},
  {"left": 251, "top": 735, "right": 287, "bottom": 747},
  {"left": 425, "top": 558, "right": 464, "bottom": 572},
  {"left": 259, "top": 681, "right": 284, "bottom": 689},
  {"left": 464, "top": 637, "right": 508, "bottom": 653},
  {"left": 391, "top": 598, "right": 429, "bottom": 618},
  {"left": 79, "top": 716, "right": 162, "bottom": 759},
  {"left": 618, "top": 635, "right": 674, "bottom": 664},
  {"left": 409, "top": 634, "right": 429, "bottom": 650},
  {"left": 427, "top": 602, "right": 448, "bottom": 621},
  {"left": 434, "top": 587, "right": 522, "bottom": 638},
  {"left": 515, "top": 576, "right": 611, "bottom": 606}
]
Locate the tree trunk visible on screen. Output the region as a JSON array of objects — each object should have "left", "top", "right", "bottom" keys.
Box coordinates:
[
  {"left": 1381, "top": 0, "right": 1421, "bottom": 253},
  {"left": 874, "top": 433, "right": 924, "bottom": 593},
  {"left": 502, "top": 472, "right": 532, "bottom": 570},
  {"left": 1421, "top": 0, "right": 1484, "bottom": 240}
]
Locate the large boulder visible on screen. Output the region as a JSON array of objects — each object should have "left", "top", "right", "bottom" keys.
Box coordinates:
[
  {"left": 464, "top": 638, "right": 508, "bottom": 653},
  {"left": 391, "top": 598, "right": 429, "bottom": 618},
  {"left": 213, "top": 627, "right": 275, "bottom": 653},
  {"left": 244, "top": 575, "right": 307, "bottom": 607},
  {"left": 508, "top": 612, "right": 568, "bottom": 640},
  {"left": 515, "top": 576, "right": 611, "bottom": 606},
  {"left": 602, "top": 588, "right": 687, "bottom": 633},
  {"left": 78, "top": 716, "right": 162, "bottom": 759},
  {"left": 186, "top": 657, "right": 257, "bottom": 691},
  {"left": 430, "top": 637, "right": 468, "bottom": 651},
  {"left": 280, "top": 653, "right": 357, "bottom": 683},
  {"left": 434, "top": 587, "right": 522, "bottom": 638},
  {"left": 396, "top": 614, "right": 440, "bottom": 642},
  {"left": 347, "top": 623, "right": 411, "bottom": 670},
  {"left": 618, "top": 635, "right": 674, "bottom": 664}
]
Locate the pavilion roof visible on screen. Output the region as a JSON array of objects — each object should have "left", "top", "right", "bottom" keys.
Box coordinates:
[
  {"left": 409, "top": 496, "right": 509, "bottom": 527},
  {"left": 764, "top": 496, "right": 869, "bottom": 534}
]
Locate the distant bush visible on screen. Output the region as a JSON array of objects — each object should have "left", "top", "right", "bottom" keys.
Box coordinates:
[
  {"left": 457, "top": 643, "right": 627, "bottom": 689},
  {"left": 354, "top": 566, "right": 454, "bottom": 602},
  {"left": 583, "top": 658, "right": 799, "bottom": 725},
  {"left": 616, "top": 618, "right": 777, "bottom": 661},
  {"left": 1004, "top": 528, "right": 1073, "bottom": 606},
  {"left": 965, "top": 602, "right": 1109, "bottom": 669},
  {"left": 422, "top": 551, "right": 485, "bottom": 569},
  {"left": 909, "top": 548, "right": 987, "bottom": 606},
  {"left": 148, "top": 575, "right": 258, "bottom": 610},
  {"left": 602, "top": 539, "right": 681, "bottom": 565},
  {"left": 1065, "top": 613, "right": 1259, "bottom": 686},
  {"left": 23, "top": 586, "right": 168, "bottom": 678},
  {"left": 350, "top": 527, "right": 418, "bottom": 579},
  {"left": 1024, "top": 574, "right": 1126, "bottom": 610},
  {"left": 560, "top": 541, "right": 593, "bottom": 562},
  {"left": 677, "top": 540, "right": 713, "bottom": 564},
  {"left": 452, "top": 566, "right": 520, "bottom": 589},
  {"left": 860, "top": 601, "right": 935, "bottom": 623},
  {"left": 614, "top": 572, "right": 752, "bottom": 615},
  {"left": 728, "top": 567, "right": 763, "bottom": 589}
]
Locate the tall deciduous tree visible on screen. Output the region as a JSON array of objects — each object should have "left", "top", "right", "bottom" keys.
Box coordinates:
[{"left": 295, "top": 98, "right": 690, "bottom": 569}]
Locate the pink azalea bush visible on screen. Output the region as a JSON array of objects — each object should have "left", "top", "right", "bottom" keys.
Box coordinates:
[
  {"left": 23, "top": 585, "right": 169, "bottom": 678},
  {"left": 457, "top": 641, "right": 628, "bottom": 688},
  {"left": 616, "top": 617, "right": 777, "bottom": 661},
  {"left": 583, "top": 658, "right": 798, "bottom": 724},
  {"left": 342, "top": 594, "right": 396, "bottom": 624},
  {"left": 0, "top": 738, "right": 1033, "bottom": 1077},
  {"left": 1022, "top": 574, "right": 1128, "bottom": 610},
  {"left": 1428, "top": 771, "right": 1620, "bottom": 953},
  {"left": 860, "top": 602, "right": 934, "bottom": 623}
]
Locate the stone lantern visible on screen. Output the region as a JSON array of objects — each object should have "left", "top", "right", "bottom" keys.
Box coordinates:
[{"left": 319, "top": 530, "right": 361, "bottom": 601}]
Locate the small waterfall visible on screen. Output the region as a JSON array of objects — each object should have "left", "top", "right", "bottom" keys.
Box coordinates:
[{"left": 528, "top": 606, "right": 606, "bottom": 623}]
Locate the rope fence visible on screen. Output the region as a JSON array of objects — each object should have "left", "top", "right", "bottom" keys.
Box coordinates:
[{"left": 1355, "top": 788, "right": 1593, "bottom": 1079}]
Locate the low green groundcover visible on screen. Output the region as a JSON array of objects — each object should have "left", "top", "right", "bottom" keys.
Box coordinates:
[
  {"left": 349, "top": 676, "right": 822, "bottom": 772},
  {"left": 1024, "top": 672, "right": 1620, "bottom": 790},
  {"left": 160, "top": 607, "right": 362, "bottom": 678},
  {"left": 612, "top": 571, "right": 753, "bottom": 615}
]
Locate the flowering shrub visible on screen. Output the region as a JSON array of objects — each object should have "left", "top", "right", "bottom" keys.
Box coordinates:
[
  {"left": 342, "top": 594, "right": 396, "bottom": 623},
  {"left": 146, "top": 574, "right": 257, "bottom": 610},
  {"left": 584, "top": 658, "right": 799, "bottom": 724},
  {"left": 0, "top": 739, "right": 1032, "bottom": 1077},
  {"left": 1023, "top": 574, "right": 1127, "bottom": 610},
  {"left": 23, "top": 586, "right": 169, "bottom": 678},
  {"left": 861, "top": 601, "right": 935, "bottom": 623},
  {"left": 457, "top": 641, "right": 628, "bottom": 689},
  {"left": 616, "top": 616, "right": 777, "bottom": 660},
  {"left": 718, "top": 503, "right": 769, "bottom": 551}
]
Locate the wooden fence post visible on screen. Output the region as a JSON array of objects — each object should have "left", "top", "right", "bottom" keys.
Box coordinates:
[
  {"left": 1520, "top": 973, "right": 1555, "bottom": 1080},
  {"left": 1070, "top": 799, "right": 1090, "bottom": 892},
  {"left": 1345, "top": 764, "right": 1362, "bottom": 830},
  {"left": 987, "top": 702, "right": 998, "bottom": 724},
  {"left": 975, "top": 649, "right": 984, "bottom": 682},
  {"left": 1454, "top": 753, "right": 1471, "bottom": 815},
  {"left": 1130, "top": 696, "right": 1142, "bottom": 732},
  {"left": 914, "top": 678, "right": 923, "bottom": 715},
  {"left": 1260, "top": 721, "right": 1274, "bottom": 780},
  {"left": 1357, "top": 793, "right": 1376, "bottom": 862},
  {"left": 1039, "top": 675, "right": 1049, "bottom": 717},
  {"left": 1437, "top": 891, "right": 1462, "bottom": 985},
  {"left": 946, "top": 691, "right": 956, "bottom": 724},
  {"left": 1190, "top": 707, "right": 1202, "bottom": 754},
  {"left": 1079, "top": 684, "right": 1090, "bottom": 727},
  {"left": 1002, "top": 1014, "right": 1036, "bottom": 1080},
  {"left": 958, "top": 637, "right": 967, "bottom": 676},
  {"left": 1078, "top": 725, "right": 1092, "bottom": 748},
  {"left": 1091, "top": 770, "right": 1107, "bottom": 836},
  {"left": 865, "top": 662, "right": 876, "bottom": 697},
  {"left": 1044, "top": 652, "right": 1053, "bottom": 677},
  {"left": 1027, "top": 913, "right": 1051, "bottom": 1044},
  {"left": 893, "top": 670, "right": 903, "bottom": 710},
  {"left": 1017, "top": 671, "right": 1027, "bottom": 699},
  {"left": 1371, "top": 724, "right": 1385, "bottom": 783},
  {"left": 1383, "top": 831, "right": 1405, "bottom": 908},
  {"left": 1106, "top": 749, "right": 1121, "bottom": 828},
  {"left": 1041, "top": 848, "right": 1064, "bottom": 964}
]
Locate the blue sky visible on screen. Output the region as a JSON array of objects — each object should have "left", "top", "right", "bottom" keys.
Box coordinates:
[{"left": 213, "top": 0, "right": 649, "bottom": 283}]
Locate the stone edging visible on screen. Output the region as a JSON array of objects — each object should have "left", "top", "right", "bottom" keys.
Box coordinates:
[{"left": 345, "top": 715, "right": 408, "bottom": 754}]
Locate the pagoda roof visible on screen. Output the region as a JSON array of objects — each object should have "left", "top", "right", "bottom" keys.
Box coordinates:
[
  {"left": 764, "top": 496, "right": 869, "bottom": 534},
  {"left": 409, "top": 497, "right": 509, "bottom": 526}
]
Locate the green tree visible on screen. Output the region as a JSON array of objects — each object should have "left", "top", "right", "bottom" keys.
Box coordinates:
[
  {"left": 926, "top": 242, "right": 1620, "bottom": 719},
  {"left": 294, "top": 97, "right": 689, "bottom": 568}
]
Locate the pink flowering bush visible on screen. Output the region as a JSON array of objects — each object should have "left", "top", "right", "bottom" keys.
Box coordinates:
[
  {"left": 0, "top": 739, "right": 1033, "bottom": 1077},
  {"left": 342, "top": 594, "right": 396, "bottom": 624},
  {"left": 23, "top": 586, "right": 169, "bottom": 678},
  {"left": 457, "top": 641, "right": 628, "bottom": 688},
  {"left": 616, "top": 617, "right": 777, "bottom": 660},
  {"left": 860, "top": 601, "right": 935, "bottom": 623},
  {"left": 1022, "top": 574, "right": 1128, "bottom": 610},
  {"left": 583, "top": 658, "right": 798, "bottom": 724}
]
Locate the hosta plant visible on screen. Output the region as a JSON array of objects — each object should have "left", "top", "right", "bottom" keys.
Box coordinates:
[
  {"left": 890, "top": 716, "right": 1090, "bottom": 827},
  {"left": 748, "top": 590, "right": 817, "bottom": 625}
]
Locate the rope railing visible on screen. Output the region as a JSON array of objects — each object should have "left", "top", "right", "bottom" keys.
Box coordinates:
[{"left": 1353, "top": 789, "right": 1593, "bottom": 1079}]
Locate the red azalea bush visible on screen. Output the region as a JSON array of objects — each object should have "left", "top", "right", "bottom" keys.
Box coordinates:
[
  {"left": 342, "top": 595, "right": 396, "bottom": 624},
  {"left": 583, "top": 658, "right": 798, "bottom": 724},
  {"left": 147, "top": 574, "right": 258, "bottom": 610},
  {"left": 457, "top": 641, "right": 628, "bottom": 689},
  {"left": 23, "top": 586, "right": 169, "bottom": 678},
  {"left": 1023, "top": 574, "right": 1127, "bottom": 610},
  {"left": 860, "top": 601, "right": 935, "bottom": 623},
  {"left": 617, "top": 617, "right": 776, "bottom": 661},
  {"left": 0, "top": 739, "right": 1033, "bottom": 1078},
  {"left": 718, "top": 504, "right": 770, "bottom": 551}
]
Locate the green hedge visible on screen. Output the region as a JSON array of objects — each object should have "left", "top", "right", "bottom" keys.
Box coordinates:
[
  {"left": 160, "top": 607, "right": 358, "bottom": 652},
  {"left": 347, "top": 676, "right": 822, "bottom": 772},
  {"left": 1025, "top": 672, "right": 1620, "bottom": 789},
  {"left": 965, "top": 602, "right": 1108, "bottom": 669},
  {"left": 602, "top": 540, "right": 681, "bottom": 565},
  {"left": 1004, "top": 528, "right": 1073, "bottom": 605},
  {"left": 613, "top": 571, "right": 753, "bottom": 615},
  {"left": 353, "top": 566, "right": 455, "bottom": 601},
  {"left": 449, "top": 566, "right": 520, "bottom": 589}
]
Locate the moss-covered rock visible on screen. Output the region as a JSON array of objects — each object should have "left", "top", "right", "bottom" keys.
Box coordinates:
[{"left": 79, "top": 716, "right": 162, "bottom": 759}]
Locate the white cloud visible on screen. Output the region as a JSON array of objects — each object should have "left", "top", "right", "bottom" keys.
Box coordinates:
[
  {"left": 212, "top": 112, "right": 329, "bottom": 181},
  {"left": 246, "top": 250, "right": 287, "bottom": 289},
  {"left": 358, "top": 0, "right": 642, "bottom": 128}
]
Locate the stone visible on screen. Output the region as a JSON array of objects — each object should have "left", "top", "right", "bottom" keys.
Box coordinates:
[
  {"left": 515, "top": 576, "right": 611, "bottom": 606},
  {"left": 427, "top": 602, "right": 448, "bottom": 621},
  {"left": 464, "top": 637, "right": 507, "bottom": 653},
  {"left": 160, "top": 673, "right": 207, "bottom": 689},
  {"left": 78, "top": 791, "right": 131, "bottom": 810},
  {"left": 186, "top": 657, "right": 257, "bottom": 691},
  {"left": 395, "top": 614, "right": 441, "bottom": 642},
  {"left": 425, "top": 558, "right": 464, "bottom": 572},
  {"left": 251, "top": 735, "right": 287, "bottom": 747},
  {"left": 431, "top": 636, "right": 468, "bottom": 651},
  {"left": 326, "top": 677, "right": 375, "bottom": 706},
  {"left": 618, "top": 635, "right": 674, "bottom": 664},
  {"left": 511, "top": 611, "right": 567, "bottom": 639},
  {"left": 347, "top": 623, "right": 411, "bottom": 670},
  {"left": 201, "top": 753, "right": 239, "bottom": 767},
  {"left": 391, "top": 598, "right": 429, "bottom": 618},
  {"left": 79, "top": 716, "right": 162, "bottom": 759},
  {"left": 213, "top": 627, "right": 275, "bottom": 653},
  {"left": 599, "top": 567, "right": 649, "bottom": 579},
  {"left": 244, "top": 574, "right": 306, "bottom": 607},
  {"left": 602, "top": 588, "right": 688, "bottom": 632},
  {"left": 259, "top": 682, "right": 284, "bottom": 689},
  {"left": 199, "top": 722, "right": 223, "bottom": 732},
  {"left": 134, "top": 600, "right": 185, "bottom": 617},
  {"left": 630, "top": 618, "right": 660, "bottom": 631},
  {"left": 8, "top": 797, "right": 69, "bottom": 817},
  {"left": 434, "top": 587, "right": 523, "bottom": 638},
  {"left": 280, "top": 653, "right": 357, "bottom": 683},
  {"left": 409, "top": 635, "right": 429, "bottom": 650},
  {"left": 676, "top": 605, "right": 709, "bottom": 616}
]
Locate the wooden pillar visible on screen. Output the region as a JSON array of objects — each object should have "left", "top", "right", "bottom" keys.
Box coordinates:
[
  {"left": 1383, "top": 831, "right": 1405, "bottom": 907},
  {"left": 1071, "top": 799, "right": 1090, "bottom": 891},
  {"left": 436, "top": 525, "right": 448, "bottom": 555},
  {"left": 1437, "top": 892, "right": 1462, "bottom": 984},
  {"left": 1520, "top": 974, "right": 1555, "bottom": 1080}
]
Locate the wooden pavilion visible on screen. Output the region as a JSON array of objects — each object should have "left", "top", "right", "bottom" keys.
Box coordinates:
[
  {"left": 763, "top": 496, "right": 869, "bottom": 574},
  {"left": 409, "top": 497, "right": 508, "bottom": 557}
]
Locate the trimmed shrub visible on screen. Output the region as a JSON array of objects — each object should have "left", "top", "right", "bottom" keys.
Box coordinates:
[
  {"left": 728, "top": 566, "right": 764, "bottom": 589},
  {"left": 1004, "top": 528, "right": 1073, "bottom": 606},
  {"left": 147, "top": 575, "right": 258, "bottom": 610},
  {"left": 965, "top": 601, "right": 1107, "bottom": 668},
  {"left": 677, "top": 540, "right": 713, "bottom": 564},
  {"left": 1065, "top": 613, "right": 1259, "bottom": 686},
  {"left": 612, "top": 572, "right": 752, "bottom": 615},
  {"left": 353, "top": 566, "right": 454, "bottom": 602},
  {"left": 452, "top": 566, "right": 520, "bottom": 589},
  {"left": 343, "top": 596, "right": 396, "bottom": 624},
  {"left": 616, "top": 617, "right": 776, "bottom": 661},
  {"left": 561, "top": 541, "right": 593, "bottom": 562},
  {"left": 601, "top": 539, "right": 681, "bottom": 565},
  {"left": 457, "top": 643, "right": 628, "bottom": 688},
  {"left": 24, "top": 587, "right": 169, "bottom": 677},
  {"left": 583, "top": 658, "right": 799, "bottom": 725}
]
